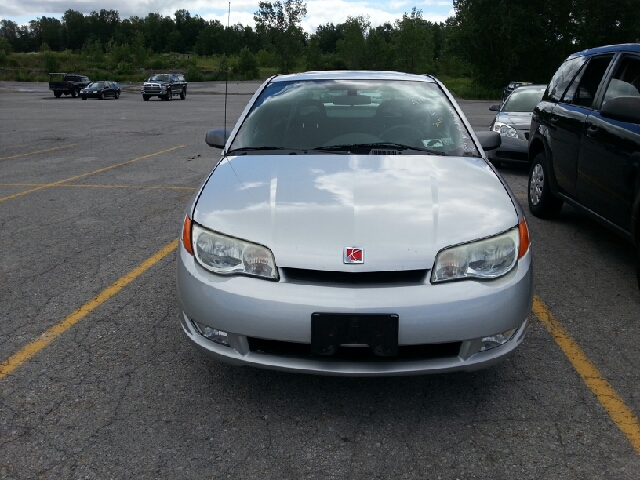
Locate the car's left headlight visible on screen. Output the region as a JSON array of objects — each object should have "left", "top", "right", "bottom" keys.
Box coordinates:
[
  {"left": 492, "top": 122, "right": 519, "bottom": 138},
  {"left": 189, "top": 221, "right": 278, "bottom": 280},
  {"left": 431, "top": 219, "right": 529, "bottom": 283}
]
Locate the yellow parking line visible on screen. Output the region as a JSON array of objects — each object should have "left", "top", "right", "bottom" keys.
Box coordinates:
[
  {"left": 0, "top": 145, "right": 185, "bottom": 204},
  {"left": 533, "top": 295, "right": 640, "bottom": 454},
  {"left": 0, "top": 144, "right": 77, "bottom": 161},
  {"left": 0, "top": 183, "right": 196, "bottom": 191},
  {"left": 0, "top": 239, "right": 178, "bottom": 380}
]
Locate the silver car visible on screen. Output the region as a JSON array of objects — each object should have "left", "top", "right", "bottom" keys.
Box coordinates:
[{"left": 177, "top": 71, "right": 533, "bottom": 376}]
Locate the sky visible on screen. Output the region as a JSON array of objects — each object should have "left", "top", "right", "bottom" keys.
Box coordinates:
[{"left": 0, "top": 0, "right": 455, "bottom": 33}]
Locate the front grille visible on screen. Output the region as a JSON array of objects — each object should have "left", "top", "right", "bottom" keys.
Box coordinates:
[
  {"left": 282, "top": 268, "right": 428, "bottom": 285},
  {"left": 248, "top": 337, "right": 461, "bottom": 361}
]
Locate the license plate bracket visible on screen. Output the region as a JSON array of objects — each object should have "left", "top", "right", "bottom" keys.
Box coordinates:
[{"left": 311, "top": 313, "right": 399, "bottom": 357}]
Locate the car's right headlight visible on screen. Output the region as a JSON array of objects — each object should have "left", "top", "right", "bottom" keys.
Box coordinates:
[
  {"left": 431, "top": 219, "right": 530, "bottom": 283},
  {"left": 188, "top": 220, "right": 278, "bottom": 280},
  {"left": 492, "top": 122, "right": 519, "bottom": 138}
]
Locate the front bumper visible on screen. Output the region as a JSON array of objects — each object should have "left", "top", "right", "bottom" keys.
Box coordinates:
[
  {"left": 487, "top": 135, "right": 529, "bottom": 163},
  {"left": 176, "top": 246, "right": 533, "bottom": 376}
]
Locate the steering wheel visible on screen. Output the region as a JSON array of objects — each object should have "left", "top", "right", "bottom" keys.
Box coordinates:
[{"left": 379, "top": 125, "right": 424, "bottom": 149}]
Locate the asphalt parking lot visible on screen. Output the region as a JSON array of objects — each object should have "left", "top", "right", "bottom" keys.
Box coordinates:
[{"left": 0, "top": 82, "right": 639, "bottom": 479}]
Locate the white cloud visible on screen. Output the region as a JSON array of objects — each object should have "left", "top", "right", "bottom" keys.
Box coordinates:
[{"left": 0, "top": 0, "right": 454, "bottom": 32}]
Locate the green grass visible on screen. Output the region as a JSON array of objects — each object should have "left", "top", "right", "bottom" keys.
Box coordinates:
[
  {"left": 1, "top": 52, "right": 501, "bottom": 99},
  {"left": 439, "top": 76, "right": 502, "bottom": 100}
]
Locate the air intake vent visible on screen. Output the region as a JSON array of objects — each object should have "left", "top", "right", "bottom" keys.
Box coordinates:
[
  {"left": 282, "top": 268, "right": 428, "bottom": 285},
  {"left": 370, "top": 149, "right": 399, "bottom": 155}
]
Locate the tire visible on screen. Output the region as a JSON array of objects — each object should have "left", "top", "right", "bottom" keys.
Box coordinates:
[
  {"left": 71, "top": 88, "right": 79, "bottom": 98},
  {"left": 99, "top": 92, "right": 104, "bottom": 100},
  {"left": 115, "top": 91, "right": 120, "bottom": 99},
  {"left": 82, "top": 96, "right": 87, "bottom": 100},
  {"left": 636, "top": 220, "right": 640, "bottom": 290},
  {"left": 528, "top": 151, "right": 564, "bottom": 219},
  {"left": 636, "top": 240, "right": 640, "bottom": 290},
  {"left": 54, "top": 91, "right": 62, "bottom": 98},
  {"left": 166, "top": 89, "right": 172, "bottom": 101},
  {"left": 143, "top": 95, "right": 150, "bottom": 101},
  {"left": 180, "top": 87, "right": 186, "bottom": 100}
]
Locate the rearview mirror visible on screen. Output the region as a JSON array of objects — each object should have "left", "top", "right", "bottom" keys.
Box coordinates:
[
  {"left": 489, "top": 104, "right": 501, "bottom": 111},
  {"left": 206, "top": 129, "right": 231, "bottom": 148},
  {"left": 475, "top": 131, "right": 501, "bottom": 151},
  {"left": 601, "top": 96, "right": 640, "bottom": 124}
]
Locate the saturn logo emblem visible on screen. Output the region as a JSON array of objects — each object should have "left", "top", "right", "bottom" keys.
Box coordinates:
[{"left": 344, "top": 247, "right": 364, "bottom": 264}]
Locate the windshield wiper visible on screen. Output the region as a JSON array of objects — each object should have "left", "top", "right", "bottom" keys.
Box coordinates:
[
  {"left": 312, "top": 143, "right": 448, "bottom": 155},
  {"left": 226, "top": 146, "right": 291, "bottom": 154}
]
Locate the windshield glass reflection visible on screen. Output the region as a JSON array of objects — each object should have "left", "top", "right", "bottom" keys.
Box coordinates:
[{"left": 229, "top": 79, "right": 479, "bottom": 157}]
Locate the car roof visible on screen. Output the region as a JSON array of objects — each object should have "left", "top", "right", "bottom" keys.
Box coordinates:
[
  {"left": 569, "top": 43, "right": 640, "bottom": 59},
  {"left": 271, "top": 71, "right": 437, "bottom": 83},
  {"left": 510, "top": 84, "right": 547, "bottom": 92}
]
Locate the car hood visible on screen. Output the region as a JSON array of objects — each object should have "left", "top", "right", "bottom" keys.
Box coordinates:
[
  {"left": 193, "top": 154, "right": 518, "bottom": 271},
  {"left": 496, "top": 111, "right": 533, "bottom": 130}
]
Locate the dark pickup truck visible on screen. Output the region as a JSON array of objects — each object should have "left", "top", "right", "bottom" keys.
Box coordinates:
[
  {"left": 141, "top": 73, "right": 187, "bottom": 101},
  {"left": 49, "top": 73, "right": 91, "bottom": 98}
]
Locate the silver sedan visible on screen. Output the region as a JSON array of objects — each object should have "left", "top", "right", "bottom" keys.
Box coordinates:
[{"left": 177, "top": 71, "right": 533, "bottom": 376}]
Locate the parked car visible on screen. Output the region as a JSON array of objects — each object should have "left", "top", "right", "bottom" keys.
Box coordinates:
[
  {"left": 141, "top": 74, "right": 187, "bottom": 101},
  {"left": 488, "top": 84, "right": 546, "bottom": 165},
  {"left": 528, "top": 43, "right": 640, "bottom": 287},
  {"left": 502, "top": 81, "right": 533, "bottom": 102},
  {"left": 48, "top": 73, "right": 91, "bottom": 98},
  {"left": 80, "top": 81, "right": 121, "bottom": 100},
  {"left": 176, "top": 71, "right": 533, "bottom": 376}
]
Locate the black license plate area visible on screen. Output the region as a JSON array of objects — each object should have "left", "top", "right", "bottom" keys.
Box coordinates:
[{"left": 311, "top": 313, "right": 399, "bottom": 357}]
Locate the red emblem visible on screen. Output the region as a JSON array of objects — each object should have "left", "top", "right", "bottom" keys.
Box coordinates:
[{"left": 344, "top": 247, "right": 364, "bottom": 264}]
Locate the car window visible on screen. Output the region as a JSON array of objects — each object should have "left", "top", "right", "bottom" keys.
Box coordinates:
[
  {"left": 150, "top": 74, "right": 171, "bottom": 82},
  {"left": 602, "top": 55, "right": 640, "bottom": 104},
  {"left": 229, "top": 79, "right": 479, "bottom": 157},
  {"left": 545, "top": 56, "right": 586, "bottom": 102},
  {"left": 502, "top": 88, "right": 545, "bottom": 112},
  {"left": 564, "top": 54, "right": 614, "bottom": 108}
]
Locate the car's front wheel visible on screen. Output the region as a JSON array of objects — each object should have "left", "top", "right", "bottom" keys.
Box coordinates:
[
  {"left": 99, "top": 92, "right": 104, "bottom": 100},
  {"left": 71, "top": 88, "right": 79, "bottom": 98},
  {"left": 636, "top": 222, "right": 640, "bottom": 289},
  {"left": 528, "top": 151, "right": 563, "bottom": 219},
  {"left": 82, "top": 96, "right": 87, "bottom": 100},
  {"left": 165, "top": 89, "right": 172, "bottom": 101},
  {"left": 115, "top": 91, "right": 120, "bottom": 99},
  {"left": 180, "top": 87, "right": 186, "bottom": 100},
  {"left": 143, "top": 95, "right": 150, "bottom": 101},
  {"left": 54, "top": 91, "right": 62, "bottom": 98}
]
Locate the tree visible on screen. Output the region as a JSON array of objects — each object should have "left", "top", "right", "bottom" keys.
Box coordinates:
[
  {"left": 254, "top": 0, "right": 307, "bottom": 73},
  {"left": 62, "top": 10, "right": 87, "bottom": 51},
  {"left": 336, "top": 16, "right": 369, "bottom": 70},
  {"left": 393, "top": 8, "right": 433, "bottom": 74}
]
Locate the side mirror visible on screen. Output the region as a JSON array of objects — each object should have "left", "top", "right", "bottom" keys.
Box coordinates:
[
  {"left": 489, "top": 104, "right": 501, "bottom": 111},
  {"left": 206, "top": 129, "right": 231, "bottom": 148},
  {"left": 475, "top": 131, "right": 501, "bottom": 151},
  {"left": 601, "top": 96, "right": 640, "bottom": 124}
]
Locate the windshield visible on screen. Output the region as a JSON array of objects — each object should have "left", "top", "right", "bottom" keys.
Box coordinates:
[
  {"left": 228, "top": 79, "right": 479, "bottom": 157},
  {"left": 149, "top": 74, "right": 170, "bottom": 82},
  {"left": 88, "top": 82, "right": 105, "bottom": 88},
  {"left": 503, "top": 88, "right": 545, "bottom": 112}
]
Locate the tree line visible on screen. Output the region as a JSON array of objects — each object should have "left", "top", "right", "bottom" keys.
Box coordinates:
[{"left": 1, "top": 0, "right": 639, "bottom": 87}]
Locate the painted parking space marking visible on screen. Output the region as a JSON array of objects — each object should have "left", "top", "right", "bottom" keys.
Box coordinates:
[
  {"left": 533, "top": 295, "right": 640, "bottom": 454},
  {"left": 0, "top": 183, "right": 197, "bottom": 191},
  {"left": 0, "top": 145, "right": 185, "bottom": 204},
  {"left": 0, "top": 239, "right": 178, "bottom": 380},
  {"left": 0, "top": 144, "right": 77, "bottom": 162}
]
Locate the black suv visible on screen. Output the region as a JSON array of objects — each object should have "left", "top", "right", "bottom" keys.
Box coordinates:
[
  {"left": 528, "top": 43, "right": 640, "bottom": 286},
  {"left": 141, "top": 73, "right": 187, "bottom": 101}
]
